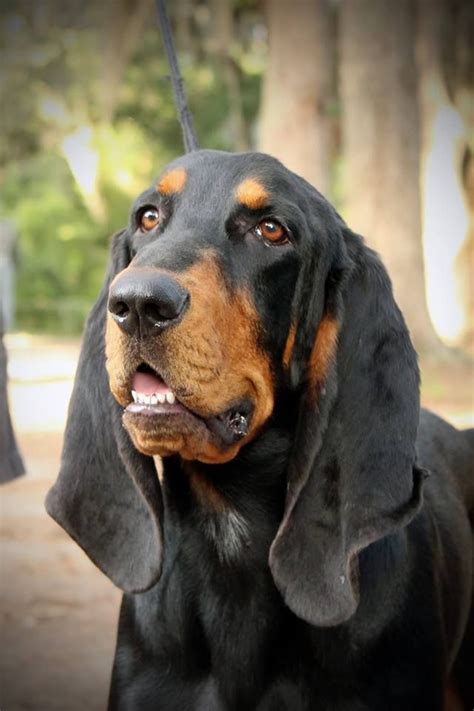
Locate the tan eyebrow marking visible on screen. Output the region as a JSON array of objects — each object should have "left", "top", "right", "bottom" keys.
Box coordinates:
[
  {"left": 236, "top": 178, "right": 269, "bottom": 210},
  {"left": 156, "top": 168, "right": 187, "bottom": 195}
]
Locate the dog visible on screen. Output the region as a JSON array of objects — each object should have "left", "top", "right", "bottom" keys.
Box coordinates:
[{"left": 46, "top": 150, "right": 474, "bottom": 710}]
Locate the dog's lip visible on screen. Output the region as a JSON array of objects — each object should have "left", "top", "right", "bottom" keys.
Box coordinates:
[
  {"left": 126, "top": 401, "right": 187, "bottom": 416},
  {"left": 125, "top": 400, "right": 252, "bottom": 447}
]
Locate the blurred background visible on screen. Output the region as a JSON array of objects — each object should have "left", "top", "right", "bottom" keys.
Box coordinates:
[{"left": 1, "top": 1, "right": 473, "bottom": 709}]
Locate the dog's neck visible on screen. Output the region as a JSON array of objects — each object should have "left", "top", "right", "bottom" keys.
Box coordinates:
[{"left": 158, "top": 418, "right": 293, "bottom": 567}]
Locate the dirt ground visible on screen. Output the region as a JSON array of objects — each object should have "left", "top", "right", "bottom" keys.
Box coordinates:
[
  {"left": 1, "top": 335, "right": 473, "bottom": 711},
  {"left": 1, "top": 337, "right": 120, "bottom": 711}
]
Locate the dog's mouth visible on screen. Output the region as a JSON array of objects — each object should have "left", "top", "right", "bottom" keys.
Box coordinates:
[
  {"left": 128, "top": 364, "right": 184, "bottom": 411},
  {"left": 124, "top": 363, "right": 253, "bottom": 452}
]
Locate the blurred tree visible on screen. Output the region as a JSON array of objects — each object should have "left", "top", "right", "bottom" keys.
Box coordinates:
[
  {"left": 416, "top": 0, "right": 474, "bottom": 350},
  {"left": 339, "top": 0, "right": 439, "bottom": 353},
  {"left": 259, "top": 0, "right": 335, "bottom": 196}
]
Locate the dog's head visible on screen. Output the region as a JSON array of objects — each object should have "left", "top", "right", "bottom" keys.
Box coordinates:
[
  {"left": 104, "top": 151, "right": 305, "bottom": 463},
  {"left": 46, "top": 150, "right": 424, "bottom": 626}
]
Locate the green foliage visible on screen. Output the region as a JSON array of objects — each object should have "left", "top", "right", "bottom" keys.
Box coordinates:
[{"left": 3, "top": 153, "right": 107, "bottom": 333}]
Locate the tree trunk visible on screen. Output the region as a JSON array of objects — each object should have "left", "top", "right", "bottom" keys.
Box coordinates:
[
  {"left": 259, "top": 0, "right": 334, "bottom": 196},
  {"left": 339, "top": 0, "right": 439, "bottom": 353},
  {"left": 101, "top": 0, "right": 152, "bottom": 123},
  {"left": 212, "top": 0, "right": 249, "bottom": 151},
  {"left": 416, "top": 0, "right": 474, "bottom": 349}
]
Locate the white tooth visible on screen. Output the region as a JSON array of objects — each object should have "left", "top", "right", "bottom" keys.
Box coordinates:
[
  {"left": 150, "top": 394, "right": 158, "bottom": 405},
  {"left": 143, "top": 394, "right": 151, "bottom": 405},
  {"left": 157, "top": 393, "right": 166, "bottom": 404},
  {"left": 166, "top": 392, "right": 175, "bottom": 404},
  {"left": 131, "top": 390, "right": 138, "bottom": 403},
  {"left": 137, "top": 393, "right": 146, "bottom": 404}
]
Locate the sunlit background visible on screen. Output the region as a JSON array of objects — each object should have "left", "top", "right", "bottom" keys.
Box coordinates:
[{"left": 1, "top": 1, "right": 472, "bottom": 709}]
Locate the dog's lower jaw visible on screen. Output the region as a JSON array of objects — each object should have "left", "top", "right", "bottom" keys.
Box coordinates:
[{"left": 123, "top": 412, "right": 245, "bottom": 464}]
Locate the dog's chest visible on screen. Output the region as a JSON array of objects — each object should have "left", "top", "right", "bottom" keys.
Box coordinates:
[
  {"left": 132, "top": 477, "right": 356, "bottom": 707},
  {"left": 177, "top": 586, "right": 312, "bottom": 709},
  {"left": 201, "top": 506, "right": 251, "bottom": 564},
  {"left": 123, "top": 530, "right": 368, "bottom": 711}
]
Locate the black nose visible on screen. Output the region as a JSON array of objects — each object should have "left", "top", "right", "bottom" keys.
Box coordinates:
[{"left": 108, "top": 270, "right": 190, "bottom": 337}]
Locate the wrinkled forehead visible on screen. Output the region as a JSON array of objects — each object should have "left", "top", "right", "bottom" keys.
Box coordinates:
[{"left": 148, "top": 150, "right": 300, "bottom": 215}]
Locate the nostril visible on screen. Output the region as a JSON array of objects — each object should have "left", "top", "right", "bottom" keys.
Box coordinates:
[
  {"left": 142, "top": 290, "right": 189, "bottom": 325},
  {"left": 108, "top": 296, "right": 131, "bottom": 319},
  {"left": 144, "top": 303, "right": 166, "bottom": 324},
  {"left": 113, "top": 300, "right": 130, "bottom": 318}
]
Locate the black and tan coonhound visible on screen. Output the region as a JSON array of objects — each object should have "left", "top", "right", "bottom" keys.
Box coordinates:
[{"left": 46, "top": 150, "right": 474, "bottom": 710}]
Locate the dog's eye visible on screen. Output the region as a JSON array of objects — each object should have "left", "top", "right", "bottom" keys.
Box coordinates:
[
  {"left": 139, "top": 207, "right": 161, "bottom": 232},
  {"left": 254, "top": 220, "right": 288, "bottom": 245}
]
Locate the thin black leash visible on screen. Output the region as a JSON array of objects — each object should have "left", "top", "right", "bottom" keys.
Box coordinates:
[{"left": 155, "top": 0, "right": 199, "bottom": 153}]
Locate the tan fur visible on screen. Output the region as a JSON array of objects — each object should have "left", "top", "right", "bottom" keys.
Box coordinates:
[
  {"left": 157, "top": 168, "right": 187, "bottom": 195},
  {"left": 308, "top": 317, "right": 339, "bottom": 400},
  {"left": 105, "top": 316, "right": 139, "bottom": 407},
  {"left": 187, "top": 465, "right": 227, "bottom": 512},
  {"left": 283, "top": 324, "right": 296, "bottom": 370},
  {"left": 236, "top": 178, "right": 269, "bottom": 210},
  {"left": 105, "top": 253, "right": 274, "bottom": 464},
  {"left": 444, "top": 680, "right": 465, "bottom": 711}
]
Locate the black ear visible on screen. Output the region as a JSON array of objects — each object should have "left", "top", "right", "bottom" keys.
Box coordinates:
[
  {"left": 270, "top": 227, "right": 424, "bottom": 627},
  {"left": 45, "top": 231, "right": 163, "bottom": 593}
]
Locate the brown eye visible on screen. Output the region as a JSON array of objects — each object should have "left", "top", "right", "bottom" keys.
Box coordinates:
[
  {"left": 140, "top": 207, "right": 160, "bottom": 232},
  {"left": 255, "top": 219, "right": 288, "bottom": 245}
]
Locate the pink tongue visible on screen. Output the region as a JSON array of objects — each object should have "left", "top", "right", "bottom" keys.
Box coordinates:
[{"left": 132, "top": 371, "right": 169, "bottom": 395}]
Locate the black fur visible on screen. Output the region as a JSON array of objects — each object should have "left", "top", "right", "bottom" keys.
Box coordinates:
[{"left": 46, "top": 150, "right": 473, "bottom": 710}]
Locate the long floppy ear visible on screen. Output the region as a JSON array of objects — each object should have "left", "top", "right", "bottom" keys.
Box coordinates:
[
  {"left": 45, "top": 231, "right": 163, "bottom": 593},
  {"left": 270, "top": 226, "right": 425, "bottom": 627}
]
